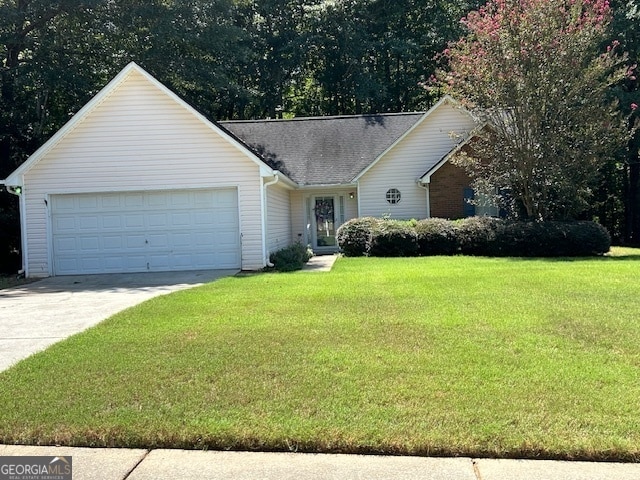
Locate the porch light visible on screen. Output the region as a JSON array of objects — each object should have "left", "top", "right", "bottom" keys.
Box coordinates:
[{"left": 349, "top": 192, "right": 355, "bottom": 199}]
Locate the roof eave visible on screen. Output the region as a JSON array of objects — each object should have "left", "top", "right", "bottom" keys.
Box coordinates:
[{"left": 297, "top": 182, "right": 358, "bottom": 189}]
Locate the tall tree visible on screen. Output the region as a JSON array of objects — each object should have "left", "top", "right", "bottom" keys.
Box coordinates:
[
  {"left": 233, "top": 0, "right": 319, "bottom": 119},
  {"left": 292, "top": 0, "right": 482, "bottom": 116},
  {"left": 439, "top": 0, "right": 634, "bottom": 221},
  {"left": 603, "top": 0, "right": 640, "bottom": 242}
]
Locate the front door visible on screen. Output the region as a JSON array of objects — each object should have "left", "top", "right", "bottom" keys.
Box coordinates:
[{"left": 313, "top": 196, "right": 337, "bottom": 251}]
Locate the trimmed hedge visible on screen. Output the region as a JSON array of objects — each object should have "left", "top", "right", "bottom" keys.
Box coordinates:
[
  {"left": 335, "top": 217, "right": 382, "bottom": 257},
  {"left": 336, "top": 217, "right": 610, "bottom": 257},
  {"left": 269, "top": 242, "right": 313, "bottom": 271},
  {"left": 369, "top": 220, "right": 419, "bottom": 257},
  {"left": 415, "top": 218, "right": 458, "bottom": 255}
]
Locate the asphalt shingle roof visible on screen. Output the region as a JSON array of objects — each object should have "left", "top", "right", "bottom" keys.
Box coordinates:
[{"left": 220, "top": 113, "right": 425, "bottom": 186}]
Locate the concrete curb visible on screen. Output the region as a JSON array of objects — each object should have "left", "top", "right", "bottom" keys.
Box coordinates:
[{"left": 2, "top": 446, "right": 639, "bottom": 480}]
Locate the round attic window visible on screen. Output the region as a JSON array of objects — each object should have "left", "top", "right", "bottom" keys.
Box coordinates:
[{"left": 386, "top": 188, "right": 401, "bottom": 205}]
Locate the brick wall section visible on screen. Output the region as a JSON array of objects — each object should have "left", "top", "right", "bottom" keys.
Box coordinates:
[{"left": 429, "top": 161, "right": 471, "bottom": 219}]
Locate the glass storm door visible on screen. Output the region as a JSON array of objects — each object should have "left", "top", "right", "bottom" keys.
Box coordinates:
[{"left": 314, "top": 196, "right": 336, "bottom": 249}]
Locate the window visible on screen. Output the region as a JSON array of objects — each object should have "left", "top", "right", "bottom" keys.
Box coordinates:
[{"left": 386, "top": 188, "right": 401, "bottom": 204}]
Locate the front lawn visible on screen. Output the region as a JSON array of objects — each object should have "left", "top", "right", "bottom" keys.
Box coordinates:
[{"left": 1, "top": 251, "right": 639, "bottom": 460}]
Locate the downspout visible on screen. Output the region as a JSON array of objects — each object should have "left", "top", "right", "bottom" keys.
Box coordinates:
[
  {"left": 263, "top": 174, "right": 280, "bottom": 267},
  {"left": 417, "top": 179, "right": 431, "bottom": 218}
]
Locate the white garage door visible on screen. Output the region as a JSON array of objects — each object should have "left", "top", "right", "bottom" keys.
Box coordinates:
[{"left": 51, "top": 189, "right": 240, "bottom": 275}]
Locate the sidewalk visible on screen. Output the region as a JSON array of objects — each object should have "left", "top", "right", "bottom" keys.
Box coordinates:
[{"left": 2, "top": 445, "right": 640, "bottom": 480}]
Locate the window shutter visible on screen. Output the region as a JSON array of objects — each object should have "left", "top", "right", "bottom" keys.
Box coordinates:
[{"left": 463, "top": 187, "right": 475, "bottom": 217}]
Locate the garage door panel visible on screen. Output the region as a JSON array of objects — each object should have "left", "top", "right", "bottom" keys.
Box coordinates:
[
  {"left": 148, "top": 234, "right": 168, "bottom": 248},
  {"left": 169, "top": 192, "right": 190, "bottom": 206},
  {"left": 194, "top": 212, "right": 215, "bottom": 226},
  {"left": 171, "top": 212, "right": 191, "bottom": 227},
  {"left": 57, "top": 258, "right": 79, "bottom": 273},
  {"left": 54, "top": 217, "right": 77, "bottom": 232},
  {"left": 194, "top": 232, "right": 215, "bottom": 246},
  {"left": 102, "top": 215, "right": 123, "bottom": 229},
  {"left": 52, "top": 188, "right": 240, "bottom": 275},
  {"left": 170, "top": 233, "right": 191, "bottom": 248},
  {"left": 124, "top": 215, "right": 144, "bottom": 228},
  {"left": 101, "top": 195, "right": 121, "bottom": 209},
  {"left": 103, "top": 256, "right": 125, "bottom": 271},
  {"left": 194, "top": 253, "right": 218, "bottom": 268},
  {"left": 148, "top": 193, "right": 169, "bottom": 207},
  {"left": 124, "top": 194, "right": 144, "bottom": 208},
  {"left": 148, "top": 213, "right": 168, "bottom": 228},
  {"left": 54, "top": 236, "right": 77, "bottom": 253},
  {"left": 125, "top": 234, "right": 148, "bottom": 249},
  {"left": 149, "top": 254, "right": 170, "bottom": 269},
  {"left": 78, "top": 196, "right": 99, "bottom": 210},
  {"left": 103, "top": 235, "right": 123, "bottom": 250},
  {"left": 54, "top": 196, "right": 76, "bottom": 211},
  {"left": 80, "top": 237, "right": 100, "bottom": 252},
  {"left": 125, "top": 256, "right": 148, "bottom": 270}
]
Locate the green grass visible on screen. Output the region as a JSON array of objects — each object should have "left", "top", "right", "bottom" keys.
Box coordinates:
[{"left": 1, "top": 249, "right": 640, "bottom": 460}]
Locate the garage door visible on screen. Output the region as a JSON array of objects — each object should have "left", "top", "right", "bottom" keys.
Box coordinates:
[{"left": 51, "top": 189, "right": 240, "bottom": 275}]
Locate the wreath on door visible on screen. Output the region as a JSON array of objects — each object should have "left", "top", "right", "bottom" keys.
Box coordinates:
[{"left": 314, "top": 199, "right": 334, "bottom": 224}]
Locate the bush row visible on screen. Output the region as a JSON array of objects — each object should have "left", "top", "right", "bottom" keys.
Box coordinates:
[
  {"left": 336, "top": 216, "right": 611, "bottom": 257},
  {"left": 269, "top": 242, "right": 313, "bottom": 271}
]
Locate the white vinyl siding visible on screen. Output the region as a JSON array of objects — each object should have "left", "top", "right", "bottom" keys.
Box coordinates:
[
  {"left": 22, "top": 69, "right": 265, "bottom": 276},
  {"left": 359, "top": 103, "right": 476, "bottom": 219},
  {"left": 266, "top": 182, "right": 292, "bottom": 253},
  {"left": 289, "top": 190, "right": 305, "bottom": 244}
]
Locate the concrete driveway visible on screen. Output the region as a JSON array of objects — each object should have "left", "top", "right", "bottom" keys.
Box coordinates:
[{"left": 0, "top": 269, "right": 237, "bottom": 372}]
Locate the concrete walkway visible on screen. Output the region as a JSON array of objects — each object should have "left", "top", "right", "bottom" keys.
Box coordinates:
[
  {"left": 303, "top": 254, "right": 338, "bottom": 272},
  {"left": 0, "top": 269, "right": 237, "bottom": 371},
  {"left": 1, "top": 445, "right": 639, "bottom": 480}
]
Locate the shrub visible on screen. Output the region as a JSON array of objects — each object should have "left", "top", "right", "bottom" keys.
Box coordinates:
[
  {"left": 269, "top": 242, "right": 313, "bottom": 272},
  {"left": 545, "top": 221, "right": 610, "bottom": 257},
  {"left": 369, "top": 220, "right": 419, "bottom": 257},
  {"left": 415, "top": 218, "right": 458, "bottom": 255},
  {"left": 336, "top": 217, "right": 381, "bottom": 257},
  {"left": 337, "top": 216, "right": 609, "bottom": 258},
  {"left": 485, "top": 220, "right": 609, "bottom": 257},
  {"left": 455, "top": 216, "right": 503, "bottom": 256}
]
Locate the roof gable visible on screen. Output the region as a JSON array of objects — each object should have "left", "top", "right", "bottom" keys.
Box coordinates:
[
  {"left": 221, "top": 112, "right": 425, "bottom": 186},
  {"left": 351, "top": 96, "right": 474, "bottom": 182},
  {"left": 3, "top": 62, "right": 276, "bottom": 186}
]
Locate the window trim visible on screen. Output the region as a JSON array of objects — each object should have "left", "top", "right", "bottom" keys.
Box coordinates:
[{"left": 386, "top": 188, "right": 401, "bottom": 205}]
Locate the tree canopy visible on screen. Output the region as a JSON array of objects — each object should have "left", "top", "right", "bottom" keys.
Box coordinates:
[
  {"left": 439, "top": 0, "right": 635, "bottom": 221},
  {"left": 0, "top": 0, "right": 639, "bottom": 271}
]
